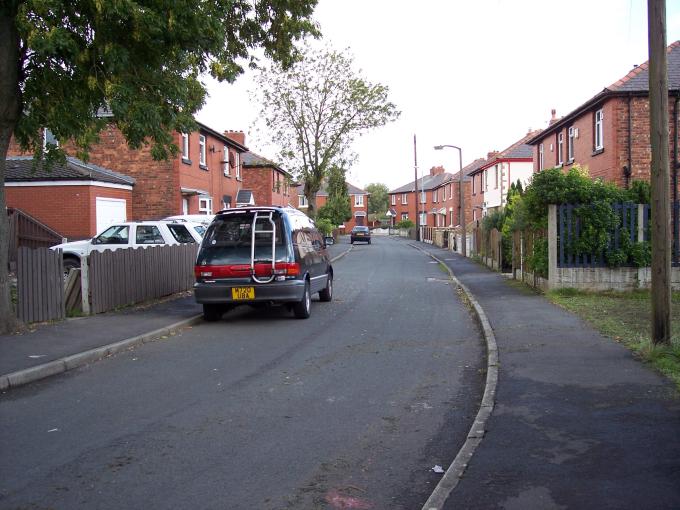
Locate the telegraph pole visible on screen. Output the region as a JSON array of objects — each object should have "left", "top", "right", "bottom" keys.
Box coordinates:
[
  {"left": 648, "top": 0, "right": 671, "bottom": 345},
  {"left": 414, "top": 134, "right": 420, "bottom": 241}
]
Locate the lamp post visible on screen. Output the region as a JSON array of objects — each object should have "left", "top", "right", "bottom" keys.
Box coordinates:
[{"left": 434, "top": 144, "right": 466, "bottom": 257}]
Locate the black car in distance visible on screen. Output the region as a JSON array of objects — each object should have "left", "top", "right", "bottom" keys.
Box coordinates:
[{"left": 350, "top": 226, "right": 371, "bottom": 244}]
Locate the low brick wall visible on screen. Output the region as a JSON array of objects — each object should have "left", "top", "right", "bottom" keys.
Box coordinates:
[{"left": 553, "top": 266, "right": 680, "bottom": 291}]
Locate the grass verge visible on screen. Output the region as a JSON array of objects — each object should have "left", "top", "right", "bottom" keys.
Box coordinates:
[{"left": 547, "top": 288, "right": 680, "bottom": 390}]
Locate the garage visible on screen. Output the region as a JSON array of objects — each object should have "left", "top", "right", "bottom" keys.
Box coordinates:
[{"left": 96, "top": 197, "right": 127, "bottom": 233}]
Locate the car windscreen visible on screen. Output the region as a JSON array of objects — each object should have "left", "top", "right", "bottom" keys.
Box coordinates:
[
  {"left": 94, "top": 225, "right": 129, "bottom": 245},
  {"left": 197, "top": 213, "right": 288, "bottom": 265}
]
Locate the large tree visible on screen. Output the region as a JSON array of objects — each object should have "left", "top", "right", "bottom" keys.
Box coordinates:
[
  {"left": 0, "top": 0, "right": 319, "bottom": 333},
  {"left": 365, "top": 182, "right": 389, "bottom": 215},
  {"left": 317, "top": 164, "right": 351, "bottom": 227},
  {"left": 253, "top": 45, "right": 399, "bottom": 217}
]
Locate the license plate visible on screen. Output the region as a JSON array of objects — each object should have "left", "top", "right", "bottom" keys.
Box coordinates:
[
  {"left": 356, "top": 233, "right": 364, "bottom": 236},
  {"left": 231, "top": 287, "right": 255, "bottom": 300}
]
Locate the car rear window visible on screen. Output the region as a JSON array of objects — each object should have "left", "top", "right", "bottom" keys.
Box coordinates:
[
  {"left": 167, "top": 224, "right": 196, "bottom": 243},
  {"left": 197, "top": 212, "right": 288, "bottom": 265}
]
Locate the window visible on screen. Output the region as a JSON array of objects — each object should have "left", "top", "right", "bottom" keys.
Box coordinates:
[
  {"left": 538, "top": 144, "right": 544, "bottom": 171},
  {"left": 594, "top": 109, "right": 604, "bottom": 151},
  {"left": 567, "top": 127, "right": 575, "bottom": 162},
  {"left": 95, "top": 225, "right": 129, "bottom": 245},
  {"left": 420, "top": 212, "right": 427, "bottom": 226},
  {"left": 299, "top": 195, "right": 308, "bottom": 208},
  {"left": 401, "top": 193, "right": 407, "bottom": 205},
  {"left": 136, "top": 225, "right": 164, "bottom": 245},
  {"left": 557, "top": 132, "right": 564, "bottom": 166},
  {"left": 43, "top": 128, "right": 59, "bottom": 150},
  {"left": 354, "top": 194, "right": 364, "bottom": 207},
  {"left": 484, "top": 170, "right": 488, "bottom": 192},
  {"left": 472, "top": 174, "right": 476, "bottom": 195},
  {"left": 401, "top": 212, "right": 409, "bottom": 221},
  {"left": 223, "top": 146, "right": 229, "bottom": 175},
  {"left": 448, "top": 184, "right": 452, "bottom": 200},
  {"left": 181, "top": 133, "right": 189, "bottom": 160},
  {"left": 199, "top": 135, "right": 206, "bottom": 167},
  {"left": 495, "top": 166, "right": 499, "bottom": 189},
  {"left": 167, "top": 224, "right": 196, "bottom": 243},
  {"left": 199, "top": 197, "right": 212, "bottom": 214},
  {"left": 420, "top": 191, "right": 426, "bottom": 204},
  {"left": 391, "top": 195, "right": 396, "bottom": 206},
  {"left": 235, "top": 151, "right": 241, "bottom": 179},
  {"left": 433, "top": 189, "right": 438, "bottom": 203}
]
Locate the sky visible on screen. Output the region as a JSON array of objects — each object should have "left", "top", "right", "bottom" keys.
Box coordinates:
[{"left": 196, "top": 0, "right": 680, "bottom": 191}]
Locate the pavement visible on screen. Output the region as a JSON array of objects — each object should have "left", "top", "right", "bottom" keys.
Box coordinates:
[
  {"left": 0, "top": 238, "right": 354, "bottom": 391},
  {"left": 3, "top": 235, "right": 680, "bottom": 509},
  {"left": 415, "top": 240, "right": 680, "bottom": 510}
]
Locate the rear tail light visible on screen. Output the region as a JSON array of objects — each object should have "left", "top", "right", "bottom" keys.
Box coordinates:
[{"left": 195, "top": 262, "right": 299, "bottom": 279}]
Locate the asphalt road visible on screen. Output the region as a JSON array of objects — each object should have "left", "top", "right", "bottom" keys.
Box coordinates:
[{"left": 0, "top": 237, "right": 484, "bottom": 510}]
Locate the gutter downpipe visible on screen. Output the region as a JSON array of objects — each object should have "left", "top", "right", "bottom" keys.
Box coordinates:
[{"left": 673, "top": 92, "right": 679, "bottom": 262}]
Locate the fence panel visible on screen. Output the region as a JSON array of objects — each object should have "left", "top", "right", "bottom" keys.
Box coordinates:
[
  {"left": 674, "top": 201, "right": 679, "bottom": 267},
  {"left": 16, "top": 247, "right": 65, "bottom": 323},
  {"left": 88, "top": 244, "right": 198, "bottom": 314},
  {"left": 7, "top": 208, "right": 64, "bottom": 272}
]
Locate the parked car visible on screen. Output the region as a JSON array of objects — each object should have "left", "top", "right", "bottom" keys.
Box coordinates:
[
  {"left": 350, "top": 226, "right": 371, "bottom": 244},
  {"left": 194, "top": 206, "right": 333, "bottom": 321},
  {"left": 52, "top": 221, "right": 205, "bottom": 274},
  {"left": 163, "top": 214, "right": 215, "bottom": 227}
]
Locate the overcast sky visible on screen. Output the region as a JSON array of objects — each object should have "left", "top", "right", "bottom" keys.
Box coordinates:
[{"left": 196, "top": 0, "right": 680, "bottom": 191}]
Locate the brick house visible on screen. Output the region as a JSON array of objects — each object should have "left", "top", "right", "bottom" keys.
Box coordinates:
[
  {"left": 468, "top": 130, "right": 539, "bottom": 221},
  {"left": 295, "top": 181, "right": 369, "bottom": 230},
  {"left": 388, "top": 167, "right": 454, "bottom": 227},
  {"left": 241, "top": 151, "right": 293, "bottom": 207},
  {"left": 6, "top": 118, "right": 248, "bottom": 235},
  {"left": 527, "top": 40, "right": 680, "bottom": 200},
  {"left": 5, "top": 156, "right": 134, "bottom": 240}
]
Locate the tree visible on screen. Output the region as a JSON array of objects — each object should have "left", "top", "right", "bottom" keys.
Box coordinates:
[
  {"left": 317, "top": 165, "right": 351, "bottom": 226},
  {"left": 0, "top": 0, "right": 319, "bottom": 333},
  {"left": 365, "top": 183, "right": 389, "bottom": 215},
  {"left": 253, "top": 45, "right": 400, "bottom": 217}
]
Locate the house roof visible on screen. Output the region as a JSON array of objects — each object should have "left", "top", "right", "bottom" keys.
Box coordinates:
[
  {"left": 470, "top": 131, "right": 540, "bottom": 175},
  {"left": 196, "top": 122, "right": 248, "bottom": 152},
  {"left": 242, "top": 151, "right": 292, "bottom": 178},
  {"left": 5, "top": 156, "right": 135, "bottom": 186},
  {"left": 450, "top": 158, "right": 488, "bottom": 181},
  {"left": 528, "top": 40, "right": 680, "bottom": 144},
  {"left": 295, "top": 181, "right": 368, "bottom": 196},
  {"left": 390, "top": 171, "right": 455, "bottom": 194}
]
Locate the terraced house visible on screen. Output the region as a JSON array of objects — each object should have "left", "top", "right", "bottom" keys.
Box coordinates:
[{"left": 295, "top": 182, "right": 369, "bottom": 231}]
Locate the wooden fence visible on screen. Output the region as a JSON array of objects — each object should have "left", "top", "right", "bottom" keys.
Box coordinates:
[
  {"left": 16, "top": 247, "right": 65, "bottom": 323},
  {"left": 470, "top": 225, "right": 503, "bottom": 271},
  {"left": 7, "top": 208, "right": 64, "bottom": 272},
  {"left": 88, "top": 244, "right": 199, "bottom": 314}
]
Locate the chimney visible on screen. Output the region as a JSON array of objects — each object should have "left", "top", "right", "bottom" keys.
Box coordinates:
[
  {"left": 224, "top": 130, "right": 246, "bottom": 146},
  {"left": 429, "top": 165, "right": 445, "bottom": 176},
  {"left": 487, "top": 151, "right": 499, "bottom": 161},
  {"left": 548, "top": 109, "right": 558, "bottom": 126}
]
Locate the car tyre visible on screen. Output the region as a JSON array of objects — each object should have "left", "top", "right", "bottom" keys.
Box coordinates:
[
  {"left": 319, "top": 272, "right": 333, "bottom": 302},
  {"left": 63, "top": 257, "right": 81, "bottom": 278},
  {"left": 368, "top": 239, "right": 371, "bottom": 244},
  {"left": 293, "top": 281, "right": 311, "bottom": 319},
  {"left": 203, "top": 304, "right": 223, "bottom": 322}
]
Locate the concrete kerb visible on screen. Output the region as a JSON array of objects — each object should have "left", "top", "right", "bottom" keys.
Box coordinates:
[
  {"left": 0, "top": 315, "right": 203, "bottom": 392},
  {"left": 410, "top": 244, "right": 499, "bottom": 510},
  {"left": 0, "top": 246, "right": 354, "bottom": 392}
]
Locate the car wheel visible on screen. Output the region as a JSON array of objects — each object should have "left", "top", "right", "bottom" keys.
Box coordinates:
[
  {"left": 350, "top": 240, "right": 354, "bottom": 244},
  {"left": 293, "top": 281, "right": 311, "bottom": 319},
  {"left": 368, "top": 239, "right": 371, "bottom": 244},
  {"left": 319, "top": 272, "right": 333, "bottom": 302},
  {"left": 203, "top": 304, "right": 223, "bottom": 322},
  {"left": 63, "top": 258, "right": 81, "bottom": 278}
]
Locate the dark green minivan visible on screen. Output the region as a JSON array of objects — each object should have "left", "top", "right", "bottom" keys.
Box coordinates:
[{"left": 194, "top": 206, "right": 333, "bottom": 321}]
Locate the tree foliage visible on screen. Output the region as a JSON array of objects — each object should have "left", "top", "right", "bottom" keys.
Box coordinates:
[
  {"left": 317, "top": 165, "right": 351, "bottom": 226},
  {"left": 253, "top": 45, "right": 400, "bottom": 217},
  {"left": 0, "top": 0, "right": 320, "bottom": 333},
  {"left": 365, "top": 182, "right": 389, "bottom": 215}
]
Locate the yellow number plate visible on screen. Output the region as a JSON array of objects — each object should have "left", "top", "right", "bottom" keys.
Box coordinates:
[{"left": 231, "top": 287, "right": 255, "bottom": 300}]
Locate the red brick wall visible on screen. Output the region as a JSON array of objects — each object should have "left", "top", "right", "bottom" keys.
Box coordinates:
[
  {"left": 242, "top": 166, "right": 291, "bottom": 207},
  {"left": 5, "top": 184, "right": 132, "bottom": 240}
]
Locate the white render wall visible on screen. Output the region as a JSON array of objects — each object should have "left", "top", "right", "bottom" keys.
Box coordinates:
[{"left": 481, "top": 161, "right": 534, "bottom": 214}]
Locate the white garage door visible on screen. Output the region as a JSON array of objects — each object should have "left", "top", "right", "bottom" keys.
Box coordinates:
[{"left": 96, "top": 197, "right": 127, "bottom": 234}]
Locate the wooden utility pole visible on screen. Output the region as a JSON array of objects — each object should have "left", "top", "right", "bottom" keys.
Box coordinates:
[{"left": 648, "top": 0, "right": 672, "bottom": 345}]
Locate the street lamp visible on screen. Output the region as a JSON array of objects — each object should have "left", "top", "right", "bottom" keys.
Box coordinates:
[{"left": 434, "top": 144, "right": 466, "bottom": 257}]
